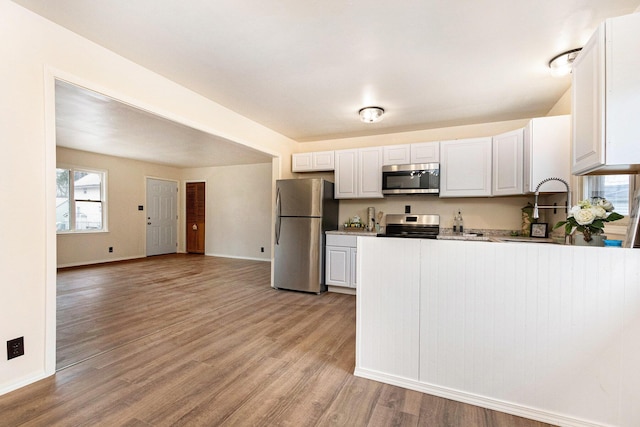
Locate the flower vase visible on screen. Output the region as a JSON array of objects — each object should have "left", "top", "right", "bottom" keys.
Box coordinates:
[{"left": 573, "top": 233, "right": 605, "bottom": 247}]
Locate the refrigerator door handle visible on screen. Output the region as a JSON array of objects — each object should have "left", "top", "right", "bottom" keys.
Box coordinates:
[{"left": 275, "top": 188, "right": 281, "bottom": 245}]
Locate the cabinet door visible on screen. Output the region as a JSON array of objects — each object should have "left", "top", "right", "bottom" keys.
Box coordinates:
[
  {"left": 291, "top": 153, "right": 313, "bottom": 172},
  {"left": 411, "top": 141, "right": 440, "bottom": 164},
  {"left": 524, "top": 116, "right": 570, "bottom": 193},
  {"left": 439, "top": 138, "right": 492, "bottom": 197},
  {"left": 492, "top": 129, "right": 523, "bottom": 196},
  {"left": 350, "top": 247, "right": 357, "bottom": 288},
  {"left": 383, "top": 144, "right": 411, "bottom": 166},
  {"left": 358, "top": 147, "right": 383, "bottom": 198},
  {"left": 572, "top": 23, "right": 606, "bottom": 175},
  {"left": 606, "top": 13, "right": 640, "bottom": 167},
  {"left": 334, "top": 149, "right": 358, "bottom": 199},
  {"left": 326, "top": 246, "right": 350, "bottom": 287},
  {"left": 312, "top": 151, "right": 335, "bottom": 171}
]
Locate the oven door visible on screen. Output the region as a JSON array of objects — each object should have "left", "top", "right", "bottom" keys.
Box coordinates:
[{"left": 382, "top": 163, "right": 440, "bottom": 195}]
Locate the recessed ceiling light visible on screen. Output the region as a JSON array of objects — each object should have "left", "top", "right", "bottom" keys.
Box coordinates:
[
  {"left": 548, "top": 48, "right": 582, "bottom": 77},
  {"left": 359, "top": 106, "right": 385, "bottom": 123}
]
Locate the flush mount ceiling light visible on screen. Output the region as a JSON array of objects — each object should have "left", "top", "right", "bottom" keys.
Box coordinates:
[
  {"left": 548, "top": 48, "right": 582, "bottom": 77},
  {"left": 359, "top": 106, "right": 385, "bottom": 123}
]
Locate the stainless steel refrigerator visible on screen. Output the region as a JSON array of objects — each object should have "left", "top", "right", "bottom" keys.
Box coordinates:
[{"left": 274, "top": 178, "right": 339, "bottom": 293}]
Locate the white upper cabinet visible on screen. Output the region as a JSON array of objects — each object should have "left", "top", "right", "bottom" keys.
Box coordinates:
[
  {"left": 334, "top": 149, "right": 358, "bottom": 198},
  {"left": 335, "top": 147, "right": 383, "bottom": 199},
  {"left": 439, "top": 137, "right": 492, "bottom": 197},
  {"left": 524, "top": 115, "right": 570, "bottom": 193},
  {"left": 572, "top": 13, "right": 640, "bottom": 175},
  {"left": 358, "top": 147, "right": 384, "bottom": 198},
  {"left": 492, "top": 129, "right": 524, "bottom": 196},
  {"left": 292, "top": 151, "right": 335, "bottom": 172},
  {"left": 410, "top": 141, "right": 440, "bottom": 164},
  {"left": 383, "top": 142, "right": 440, "bottom": 166},
  {"left": 382, "top": 144, "right": 411, "bottom": 166}
]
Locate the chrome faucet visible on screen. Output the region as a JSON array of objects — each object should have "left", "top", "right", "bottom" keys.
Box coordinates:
[{"left": 532, "top": 177, "right": 571, "bottom": 219}]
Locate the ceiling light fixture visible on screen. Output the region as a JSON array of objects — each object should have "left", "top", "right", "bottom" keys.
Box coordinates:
[
  {"left": 548, "top": 48, "right": 582, "bottom": 77},
  {"left": 359, "top": 106, "right": 385, "bottom": 123}
]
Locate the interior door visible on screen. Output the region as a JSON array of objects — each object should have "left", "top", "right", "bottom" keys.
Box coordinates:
[
  {"left": 146, "top": 178, "right": 178, "bottom": 256},
  {"left": 186, "top": 181, "right": 205, "bottom": 254}
]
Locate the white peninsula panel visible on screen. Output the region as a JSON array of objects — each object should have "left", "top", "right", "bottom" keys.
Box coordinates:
[
  {"left": 356, "top": 237, "right": 640, "bottom": 427},
  {"left": 356, "top": 238, "right": 421, "bottom": 381}
]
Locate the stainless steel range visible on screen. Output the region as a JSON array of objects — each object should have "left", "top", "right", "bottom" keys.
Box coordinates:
[{"left": 378, "top": 214, "right": 440, "bottom": 239}]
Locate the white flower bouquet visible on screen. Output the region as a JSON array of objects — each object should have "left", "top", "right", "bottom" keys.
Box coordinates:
[{"left": 553, "top": 197, "right": 624, "bottom": 242}]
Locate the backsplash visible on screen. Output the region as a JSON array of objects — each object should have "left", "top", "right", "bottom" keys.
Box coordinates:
[{"left": 338, "top": 194, "right": 555, "bottom": 236}]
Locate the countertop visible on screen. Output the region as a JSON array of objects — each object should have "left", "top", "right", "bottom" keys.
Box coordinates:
[{"left": 326, "top": 229, "right": 377, "bottom": 236}]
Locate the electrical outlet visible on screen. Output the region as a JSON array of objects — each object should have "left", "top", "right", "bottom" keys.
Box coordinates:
[
  {"left": 261, "top": 247, "right": 264, "bottom": 253},
  {"left": 7, "top": 337, "right": 24, "bottom": 360},
  {"left": 108, "top": 247, "right": 113, "bottom": 253}
]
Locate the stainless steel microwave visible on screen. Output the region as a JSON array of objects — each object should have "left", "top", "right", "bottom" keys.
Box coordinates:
[{"left": 381, "top": 163, "right": 440, "bottom": 195}]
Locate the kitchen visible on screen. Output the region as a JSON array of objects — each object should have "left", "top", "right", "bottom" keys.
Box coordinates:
[
  {"left": 278, "top": 11, "right": 640, "bottom": 426},
  {"left": 3, "top": 1, "right": 640, "bottom": 427}
]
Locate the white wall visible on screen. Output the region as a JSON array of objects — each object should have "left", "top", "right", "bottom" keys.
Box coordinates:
[
  {"left": 182, "top": 163, "right": 273, "bottom": 261},
  {"left": 0, "top": 0, "right": 295, "bottom": 395},
  {"left": 56, "top": 147, "right": 182, "bottom": 267}
]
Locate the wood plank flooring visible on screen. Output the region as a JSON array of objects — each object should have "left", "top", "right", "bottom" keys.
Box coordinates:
[{"left": 0, "top": 254, "right": 556, "bottom": 426}]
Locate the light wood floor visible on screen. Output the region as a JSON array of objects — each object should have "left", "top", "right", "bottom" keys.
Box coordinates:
[{"left": 0, "top": 254, "right": 555, "bottom": 426}]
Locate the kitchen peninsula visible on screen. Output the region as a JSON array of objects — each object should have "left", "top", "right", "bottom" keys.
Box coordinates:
[{"left": 355, "top": 236, "right": 640, "bottom": 427}]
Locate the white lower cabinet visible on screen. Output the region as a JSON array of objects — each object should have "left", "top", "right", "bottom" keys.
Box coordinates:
[{"left": 325, "top": 234, "right": 357, "bottom": 288}]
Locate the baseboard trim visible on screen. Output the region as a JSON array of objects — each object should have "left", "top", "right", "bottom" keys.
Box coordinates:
[
  {"left": 353, "top": 368, "right": 602, "bottom": 427},
  {"left": 328, "top": 286, "right": 356, "bottom": 295},
  {"left": 0, "top": 371, "right": 52, "bottom": 397},
  {"left": 206, "top": 252, "right": 270, "bottom": 262},
  {"left": 57, "top": 255, "right": 144, "bottom": 269}
]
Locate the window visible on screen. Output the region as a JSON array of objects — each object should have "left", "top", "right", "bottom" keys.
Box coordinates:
[
  {"left": 56, "top": 167, "right": 107, "bottom": 232},
  {"left": 583, "top": 174, "right": 632, "bottom": 217}
]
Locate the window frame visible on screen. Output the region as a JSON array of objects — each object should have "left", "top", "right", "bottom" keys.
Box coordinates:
[
  {"left": 580, "top": 174, "right": 635, "bottom": 229},
  {"left": 56, "top": 165, "right": 108, "bottom": 234}
]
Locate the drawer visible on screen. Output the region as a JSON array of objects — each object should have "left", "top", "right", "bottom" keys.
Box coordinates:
[{"left": 326, "top": 234, "right": 357, "bottom": 247}]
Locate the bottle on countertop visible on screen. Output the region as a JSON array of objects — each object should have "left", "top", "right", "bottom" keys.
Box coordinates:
[
  {"left": 454, "top": 210, "right": 464, "bottom": 234},
  {"left": 453, "top": 212, "right": 459, "bottom": 234}
]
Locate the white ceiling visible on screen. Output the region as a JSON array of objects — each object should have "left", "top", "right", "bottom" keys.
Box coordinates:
[
  {"left": 12, "top": 0, "right": 640, "bottom": 165},
  {"left": 55, "top": 80, "right": 273, "bottom": 168}
]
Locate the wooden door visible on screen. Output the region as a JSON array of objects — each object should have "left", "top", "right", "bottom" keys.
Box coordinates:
[{"left": 186, "top": 182, "right": 205, "bottom": 254}]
